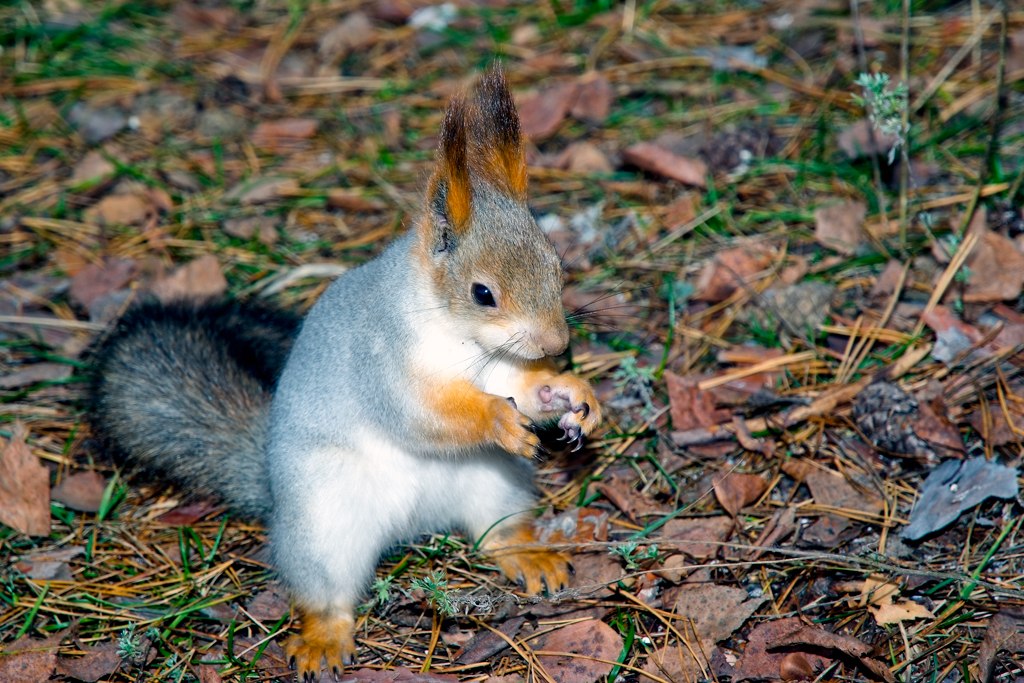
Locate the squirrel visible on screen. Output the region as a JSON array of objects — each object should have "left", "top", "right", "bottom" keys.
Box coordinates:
[{"left": 87, "top": 66, "right": 602, "bottom": 680}]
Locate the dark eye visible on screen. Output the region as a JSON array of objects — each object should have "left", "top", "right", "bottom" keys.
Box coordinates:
[{"left": 471, "top": 283, "right": 496, "bottom": 307}]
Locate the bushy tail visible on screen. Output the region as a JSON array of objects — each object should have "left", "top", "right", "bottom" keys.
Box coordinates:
[{"left": 86, "top": 298, "right": 301, "bottom": 522}]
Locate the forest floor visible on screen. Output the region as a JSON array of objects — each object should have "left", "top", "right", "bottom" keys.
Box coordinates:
[{"left": 2, "top": 1, "right": 1024, "bottom": 682}]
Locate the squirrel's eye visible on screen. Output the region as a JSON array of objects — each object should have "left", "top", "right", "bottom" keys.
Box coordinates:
[{"left": 471, "top": 283, "right": 496, "bottom": 307}]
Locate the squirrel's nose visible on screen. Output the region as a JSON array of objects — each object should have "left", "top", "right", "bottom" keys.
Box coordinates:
[{"left": 537, "top": 324, "right": 569, "bottom": 357}]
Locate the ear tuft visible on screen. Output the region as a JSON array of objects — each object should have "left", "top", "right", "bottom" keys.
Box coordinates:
[
  {"left": 471, "top": 64, "right": 527, "bottom": 199},
  {"left": 430, "top": 95, "right": 472, "bottom": 232}
]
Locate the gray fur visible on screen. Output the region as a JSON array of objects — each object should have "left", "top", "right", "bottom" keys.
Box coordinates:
[{"left": 87, "top": 299, "right": 300, "bottom": 521}]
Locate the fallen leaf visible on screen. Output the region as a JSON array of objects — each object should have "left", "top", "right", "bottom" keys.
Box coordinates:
[
  {"left": 968, "top": 402, "right": 1024, "bottom": 446},
  {"left": 779, "top": 653, "right": 816, "bottom": 681},
  {"left": 70, "top": 150, "right": 116, "bottom": 186},
  {"left": 672, "top": 584, "right": 767, "bottom": 642},
  {"left": 246, "top": 584, "right": 289, "bottom": 623},
  {"left": 68, "top": 258, "right": 137, "bottom": 311},
  {"left": 663, "top": 193, "right": 698, "bottom": 230},
  {"left": 556, "top": 142, "right": 613, "bottom": 174},
  {"left": 157, "top": 499, "right": 219, "bottom": 525},
  {"left": 659, "top": 516, "right": 733, "bottom": 560},
  {"left": 0, "top": 422, "right": 50, "bottom": 537},
  {"left": 666, "top": 371, "right": 731, "bottom": 431},
  {"left": 252, "top": 118, "right": 319, "bottom": 153},
  {"left": 56, "top": 641, "right": 120, "bottom": 682},
  {"left": 977, "top": 610, "right": 1024, "bottom": 682},
  {"left": 569, "top": 551, "right": 624, "bottom": 598},
  {"left": 0, "top": 634, "right": 60, "bottom": 683},
  {"left": 317, "top": 12, "right": 375, "bottom": 62},
  {"left": 713, "top": 472, "right": 768, "bottom": 516},
  {"left": 814, "top": 200, "right": 867, "bottom": 255},
  {"left": 51, "top": 470, "right": 107, "bottom": 512},
  {"left": 870, "top": 259, "right": 906, "bottom": 299},
  {"left": 770, "top": 624, "right": 895, "bottom": 682},
  {"left": 326, "top": 190, "right": 388, "bottom": 212},
  {"left": 622, "top": 142, "right": 708, "bottom": 187},
  {"left": 964, "top": 226, "right": 1024, "bottom": 302},
  {"left": 531, "top": 619, "right": 622, "bottom": 683},
  {"left": 733, "top": 618, "right": 829, "bottom": 682},
  {"left": 903, "top": 457, "right": 1019, "bottom": 541},
  {"left": 643, "top": 643, "right": 713, "bottom": 682},
  {"left": 693, "top": 242, "right": 774, "bottom": 302},
  {"left": 150, "top": 254, "right": 227, "bottom": 302},
  {"left": 910, "top": 398, "right": 965, "bottom": 455},
  {"left": 570, "top": 72, "right": 613, "bottom": 124},
  {"left": 454, "top": 617, "right": 524, "bottom": 664},
  {"left": 84, "top": 193, "right": 156, "bottom": 226},
  {"left": 225, "top": 176, "right": 300, "bottom": 205},
  {"left": 0, "top": 363, "right": 72, "bottom": 389},
  {"left": 13, "top": 545, "right": 83, "bottom": 581},
  {"left": 517, "top": 82, "right": 579, "bottom": 140}
]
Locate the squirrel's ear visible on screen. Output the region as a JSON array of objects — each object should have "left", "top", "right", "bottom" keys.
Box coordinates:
[
  {"left": 426, "top": 95, "right": 472, "bottom": 250},
  {"left": 470, "top": 64, "right": 527, "bottom": 200}
]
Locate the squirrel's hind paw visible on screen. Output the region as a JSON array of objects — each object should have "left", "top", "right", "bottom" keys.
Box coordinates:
[{"left": 285, "top": 613, "right": 356, "bottom": 681}]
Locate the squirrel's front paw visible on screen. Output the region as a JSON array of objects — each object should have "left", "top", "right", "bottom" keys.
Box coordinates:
[
  {"left": 487, "top": 525, "right": 570, "bottom": 594},
  {"left": 490, "top": 396, "right": 540, "bottom": 458},
  {"left": 538, "top": 375, "right": 602, "bottom": 450},
  {"left": 285, "top": 613, "right": 356, "bottom": 682}
]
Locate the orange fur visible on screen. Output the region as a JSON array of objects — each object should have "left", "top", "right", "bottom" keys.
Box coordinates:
[
  {"left": 479, "top": 138, "right": 527, "bottom": 199},
  {"left": 285, "top": 609, "right": 356, "bottom": 679},
  {"left": 431, "top": 96, "right": 472, "bottom": 230},
  {"left": 481, "top": 522, "right": 570, "bottom": 594},
  {"left": 421, "top": 378, "right": 539, "bottom": 457},
  {"left": 512, "top": 360, "right": 603, "bottom": 432}
]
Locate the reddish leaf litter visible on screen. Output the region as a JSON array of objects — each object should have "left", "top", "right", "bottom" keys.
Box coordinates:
[{"left": 2, "top": 1, "right": 1024, "bottom": 682}]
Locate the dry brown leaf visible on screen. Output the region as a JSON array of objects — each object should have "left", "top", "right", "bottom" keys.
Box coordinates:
[
  {"left": 733, "top": 618, "right": 829, "bottom": 682},
  {"left": 659, "top": 516, "right": 733, "bottom": 560},
  {"left": 643, "top": 643, "right": 713, "bottom": 682},
  {"left": 570, "top": 72, "right": 613, "bottom": 124},
  {"left": 805, "top": 469, "right": 882, "bottom": 515},
  {"left": 870, "top": 259, "right": 906, "bottom": 298},
  {"left": 770, "top": 624, "right": 895, "bottom": 682},
  {"left": 318, "top": 12, "right": 375, "bottom": 62},
  {"left": 84, "top": 193, "right": 155, "bottom": 226},
  {"left": 517, "top": 82, "right": 579, "bottom": 141},
  {"left": 622, "top": 142, "right": 707, "bottom": 187},
  {"left": 666, "top": 371, "right": 731, "bottom": 431},
  {"left": 0, "top": 634, "right": 60, "bottom": 683},
  {"left": 673, "top": 584, "right": 767, "bottom": 642},
  {"left": 0, "top": 363, "right": 72, "bottom": 389},
  {"left": 454, "top": 617, "right": 524, "bottom": 664},
  {"left": 246, "top": 583, "right": 289, "bottom": 623},
  {"left": 0, "top": 422, "right": 50, "bottom": 537},
  {"left": 70, "top": 150, "right": 116, "bottom": 186},
  {"left": 556, "top": 142, "right": 613, "bottom": 174},
  {"left": 964, "top": 226, "right": 1024, "bottom": 302},
  {"left": 814, "top": 200, "right": 867, "bottom": 255},
  {"left": 252, "top": 118, "right": 319, "bottom": 153},
  {"left": 151, "top": 254, "right": 227, "bottom": 302},
  {"left": 911, "top": 398, "right": 965, "bottom": 454},
  {"left": 663, "top": 193, "right": 698, "bottom": 230},
  {"left": 713, "top": 472, "right": 768, "bottom": 516},
  {"left": 693, "top": 242, "right": 774, "bottom": 302},
  {"left": 13, "top": 545, "right": 83, "bottom": 581},
  {"left": 326, "top": 189, "right": 388, "bottom": 212},
  {"left": 226, "top": 177, "right": 300, "bottom": 205},
  {"left": 55, "top": 641, "right": 121, "bottom": 682},
  {"left": 51, "top": 470, "right": 107, "bottom": 512},
  {"left": 68, "top": 258, "right": 136, "bottom": 311},
  {"left": 968, "top": 402, "right": 1024, "bottom": 446},
  {"left": 531, "top": 619, "right": 622, "bottom": 683},
  {"left": 977, "top": 610, "right": 1024, "bottom": 682}
]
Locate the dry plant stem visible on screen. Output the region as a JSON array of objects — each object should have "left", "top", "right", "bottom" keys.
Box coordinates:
[{"left": 899, "top": 0, "right": 911, "bottom": 249}]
